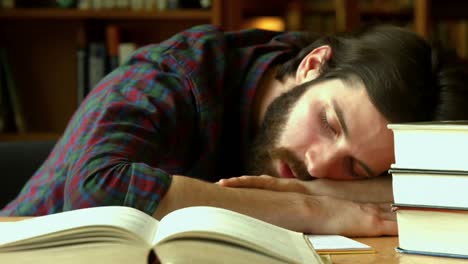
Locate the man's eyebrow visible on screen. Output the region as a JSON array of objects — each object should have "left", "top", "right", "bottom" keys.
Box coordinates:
[{"left": 332, "top": 99, "right": 375, "bottom": 178}]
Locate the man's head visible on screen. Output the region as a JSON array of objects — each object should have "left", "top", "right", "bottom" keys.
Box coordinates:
[{"left": 246, "top": 24, "right": 468, "bottom": 181}]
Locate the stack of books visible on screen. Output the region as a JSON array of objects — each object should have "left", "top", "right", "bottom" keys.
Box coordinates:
[{"left": 388, "top": 121, "right": 468, "bottom": 259}]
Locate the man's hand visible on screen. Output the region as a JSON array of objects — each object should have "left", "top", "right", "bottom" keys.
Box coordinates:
[
  {"left": 301, "top": 195, "right": 397, "bottom": 237},
  {"left": 218, "top": 175, "right": 310, "bottom": 193},
  {"left": 218, "top": 174, "right": 394, "bottom": 203}
]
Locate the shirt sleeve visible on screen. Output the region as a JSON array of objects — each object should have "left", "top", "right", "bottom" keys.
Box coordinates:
[{"left": 58, "top": 46, "right": 198, "bottom": 215}]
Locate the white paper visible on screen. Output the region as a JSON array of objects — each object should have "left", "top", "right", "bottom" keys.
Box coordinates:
[{"left": 307, "top": 235, "right": 372, "bottom": 251}]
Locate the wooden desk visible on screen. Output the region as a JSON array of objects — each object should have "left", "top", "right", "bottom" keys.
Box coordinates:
[
  {"left": 1, "top": 217, "right": 467, "bottom": 263},
  {"left": 332, "top": 237, "right": 468, "bottom": 264}
]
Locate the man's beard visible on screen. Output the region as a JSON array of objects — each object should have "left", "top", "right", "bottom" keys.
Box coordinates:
[{"left": 245, "top": 81, "right": 312, "bottom": 179}]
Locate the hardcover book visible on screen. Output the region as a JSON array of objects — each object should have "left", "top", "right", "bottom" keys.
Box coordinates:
[
  {"left": 388, "top": 121, "right": 468, "bottom": 171},
  {"left": 393, "top": 204, "right": 468, "bottom": 259},
  {"left": 391, "top": 168, "right": 468, "bottom": 208}
]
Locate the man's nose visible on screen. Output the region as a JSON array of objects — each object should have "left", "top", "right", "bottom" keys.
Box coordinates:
[{"left": 304, "top": 146, "right": 340, "bottom": 179}]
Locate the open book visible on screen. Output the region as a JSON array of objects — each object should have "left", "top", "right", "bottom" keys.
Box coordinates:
[{"left": 0, "top": 206, "right": 328, "bottom": 264}]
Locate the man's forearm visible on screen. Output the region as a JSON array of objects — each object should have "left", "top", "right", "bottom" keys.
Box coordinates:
[
  {"left": 154, "top": 175, "right": 311, "bottom": 232},
  {"left": 307, "top": 175, "right": 393, "bottom": 203}
]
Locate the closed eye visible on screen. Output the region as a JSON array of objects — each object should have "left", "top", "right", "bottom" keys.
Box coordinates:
[
  {"left": 347, "top": 156, "right": 374, "bottom": 179},
  {"left": 347, "top": 157, "right": 363, "bottom": 178},
  {"left": 320, "top": 108, "right": 336, "bottom": 135}
]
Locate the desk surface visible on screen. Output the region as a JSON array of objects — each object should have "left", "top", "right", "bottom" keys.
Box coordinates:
[
  {"left": 1, "top": 217, "right": 467, "bottom": 263},
  {"left": 333, "top": 237, "right": 468, "bottom": 264}
]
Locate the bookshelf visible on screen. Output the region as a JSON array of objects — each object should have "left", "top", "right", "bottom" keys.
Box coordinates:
[
  {"left": 236, "top": 0, "right": 360, "bottom": 33},
  {"left": 1, "top": 0, "right": 467, "bottom": 141},
  {"left": 356, "top": 0, "right": 468, "bottom": 61},
  {"left": 0, "top": 8, "right": 217, "bottom": 20},
  {"left": 0, "top": 1, "right": 223, "bottom": 141}
]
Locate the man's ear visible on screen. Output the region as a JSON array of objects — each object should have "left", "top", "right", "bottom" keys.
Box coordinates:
[{"left": 295, "top": 45, "right": 332, "bottom": 84}]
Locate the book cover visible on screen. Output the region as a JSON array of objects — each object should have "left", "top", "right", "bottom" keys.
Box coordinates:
[{"left": 396, "top": 247, "right": 468, "bottom": 259}]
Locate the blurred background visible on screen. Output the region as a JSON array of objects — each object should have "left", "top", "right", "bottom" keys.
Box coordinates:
[{"left": 0, "top": 0, "right": 466, "bottom": 142}]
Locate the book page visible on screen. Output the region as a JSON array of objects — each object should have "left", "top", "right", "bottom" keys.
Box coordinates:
[
  {"left": 0, "top": 242, "right": 150, "bottom": 264},
  {"left": 0, "top": 206, "right": 158, "bottom": 248},
  {"left": 156, "top": 238, "right": 288, "bottom": 264},
  {"left": 307, "top": 235, "right": 374, "bottom": 254},
  {"left": 154, "top": 206, "right": 323, "bottom": 263}
]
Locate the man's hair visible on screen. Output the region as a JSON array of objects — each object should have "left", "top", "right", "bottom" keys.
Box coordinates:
[{"left": 276, "top": 24, "right": 468, "bottom": 122}]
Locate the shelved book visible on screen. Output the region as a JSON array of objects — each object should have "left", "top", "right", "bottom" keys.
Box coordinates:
[
  {"left": 76, "top": 24, "right": 138, "bottom": 104},
  {"left": 388, "top": 121, "right": 468, "bottom": 171},
  {"left": 0, "top": 206, "right": 329, "bottom": 264}
]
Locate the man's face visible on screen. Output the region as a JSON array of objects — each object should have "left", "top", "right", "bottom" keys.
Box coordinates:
[{"left": 246, "top": 78, "right": 395, "bottom": 181}]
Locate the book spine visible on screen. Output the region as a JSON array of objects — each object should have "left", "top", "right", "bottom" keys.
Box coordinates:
[
  {"left": 130, "top": 0, "right": 144, "bottom": 10},
  {"left": 77, "top": 0, "right": 92, "bottom": 9},
  {"left": 77, "top": 26, "right": 88, "bottom": 105},
  {"left": 155, "top": 0, "right": 167, "bottom": 10},
  {"left": 88, "top": 42, "right": 106, "bottom": 91},
  {"left": 92, "top": 0, "right": 104, "bottom": 9},
  {"left": 143, "top": 0, "right": 154, "bottom": 10},
  {"left": 199, "top": 0, "right": 211, "bottom": 8},
  {"left": 118, "top": 43, "right": 137, "bottom": 66},
  {"left": 166, "top": 0, "right": 178, "bottom": 9},
  {"left": 103, "top": 0, "right": 115, "bottom": 9},
  {"left": 0, "top": 0, "right": 15, "bottom": 8},
  {"left": 106, "top": 25, "right": 121, "bottom": 73},
  {"left": 392, "top": 204, "right": 468, "bottom": 212},
  {"left": 115, "top": 0, "right": 129, "bottom": 9},
  {"left": 77, "top": 49, "right": 88, "bottom": 105}
]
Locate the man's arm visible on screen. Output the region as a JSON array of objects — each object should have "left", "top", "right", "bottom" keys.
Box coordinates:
[
  {"left": 154, "top": 175, "right": 397, "bottom": 237},
  {"left": 218, "top": 175, "right": 394, "bottom": 203},
  {"left": 306, "top": 175, "right": 393, "bottom": 202}
]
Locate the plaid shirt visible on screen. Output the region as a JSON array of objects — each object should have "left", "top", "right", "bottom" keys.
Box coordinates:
[{"left": 2, "top": 24, "right": 305, "bottom": 216}]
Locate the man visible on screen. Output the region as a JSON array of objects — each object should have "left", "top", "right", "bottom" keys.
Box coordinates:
[{"left": 2, "top": 24, "right": 467, "bottom": 236}]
